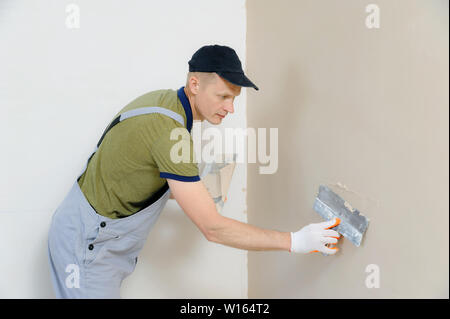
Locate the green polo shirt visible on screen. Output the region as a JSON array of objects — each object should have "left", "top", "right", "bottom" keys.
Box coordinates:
[{"left": 77, "top": 87, "right": 199, "bottom": 219}]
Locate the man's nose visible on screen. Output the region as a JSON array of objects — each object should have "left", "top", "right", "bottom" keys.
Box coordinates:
[{"left": 224, "top": 102, "right": 234, "bottom": 114}]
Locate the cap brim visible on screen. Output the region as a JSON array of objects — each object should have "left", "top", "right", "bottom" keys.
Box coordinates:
[{"left": 217, "top": 72, "right": 259, "bottom": 91}]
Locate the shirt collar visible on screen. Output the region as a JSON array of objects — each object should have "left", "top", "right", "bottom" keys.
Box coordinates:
[{"left": 177, "top": 86, "right": 193, "bottom": 133}]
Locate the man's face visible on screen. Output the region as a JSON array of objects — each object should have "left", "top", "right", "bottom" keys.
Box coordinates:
[{"left": 194, "top": 73, "right": 241, "bottom": 124}]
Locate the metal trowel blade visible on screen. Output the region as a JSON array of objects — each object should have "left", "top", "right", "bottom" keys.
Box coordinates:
[{"left": 313, "top": 185, "right": 369, "bottom": 247}]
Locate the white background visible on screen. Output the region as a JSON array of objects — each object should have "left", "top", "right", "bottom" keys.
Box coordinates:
[{"left": 0, "top": 0, "right": 248, "bottom": 298}]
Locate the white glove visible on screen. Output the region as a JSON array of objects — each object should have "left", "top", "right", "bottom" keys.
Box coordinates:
[{"left": 290, "top": 218, "right": 341, "bottom": 255}]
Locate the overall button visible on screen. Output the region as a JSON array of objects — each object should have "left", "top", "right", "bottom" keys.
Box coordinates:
[
  {"left": 88, "top": 244, "right": 94, "bottom": 250},
  {"left": 100, "top": 222, "right": 106, "bottom": 228}
]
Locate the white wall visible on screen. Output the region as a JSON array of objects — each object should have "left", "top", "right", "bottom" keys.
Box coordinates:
[{"left": 0, "top": 0, "right": 248, "bottom": 298}]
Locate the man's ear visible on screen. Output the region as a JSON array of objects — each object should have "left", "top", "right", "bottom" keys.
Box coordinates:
[{"left": 189, "top": 76, "right": 200, "bottom": 95}]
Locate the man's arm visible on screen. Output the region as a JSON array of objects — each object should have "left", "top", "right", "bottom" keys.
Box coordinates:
[{"left": 167, "top": 179, "right": 291, "bottom": 252}]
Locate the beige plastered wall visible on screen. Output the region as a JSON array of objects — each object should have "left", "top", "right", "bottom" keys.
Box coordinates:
[{"left": 246, "top": 0, "right": 448, "bottom": 298}]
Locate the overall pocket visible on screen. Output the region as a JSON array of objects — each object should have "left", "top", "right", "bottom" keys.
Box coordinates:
[{"left": 84, "top": 226, "right": 120, "bottom": 266}]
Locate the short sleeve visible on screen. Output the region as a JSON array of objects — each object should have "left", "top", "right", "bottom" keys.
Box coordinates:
[{"left": 151, "top": 125, "right": 200, "bottom": 182}]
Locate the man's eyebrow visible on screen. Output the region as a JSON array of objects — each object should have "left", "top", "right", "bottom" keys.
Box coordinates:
[{"left": 218, "top": 92, "right": 238, "bottom": 97}]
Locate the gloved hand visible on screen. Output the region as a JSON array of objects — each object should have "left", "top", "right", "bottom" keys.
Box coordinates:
[{"left": 290, "top": 218, "right": 341, "bottom": 255}]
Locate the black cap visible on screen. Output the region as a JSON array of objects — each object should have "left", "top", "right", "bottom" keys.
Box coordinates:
[{"left": 188, "top": 45, "right": 259, "bottom": 91}]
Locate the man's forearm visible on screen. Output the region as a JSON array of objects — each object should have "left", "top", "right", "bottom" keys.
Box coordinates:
[{"left": 205, "top": 216, "right": 291, "bottom": 252}]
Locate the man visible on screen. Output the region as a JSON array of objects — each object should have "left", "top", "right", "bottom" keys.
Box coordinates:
[{"left": 47, "top": 44, "right": 341, "bottom": 299}]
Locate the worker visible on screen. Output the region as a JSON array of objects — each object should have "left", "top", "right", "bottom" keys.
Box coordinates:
[{"left": 47, "top": 44, "right": 341, "bottom": 298}]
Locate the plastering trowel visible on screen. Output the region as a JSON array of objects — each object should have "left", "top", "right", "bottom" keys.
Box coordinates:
[
  {"left": 199, "top": 154, "right": 237, "bottom": 213},
  {"left": 313, "top": 185, "right": 369, "bottom": 248}
]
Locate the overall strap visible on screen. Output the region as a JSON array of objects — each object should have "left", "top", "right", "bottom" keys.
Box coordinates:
[
  {"left": 77, "top": 106, "right": 185, "bottom": 209},
  {"left": 96, "top": 107, "right": 185, "bottom": 149},
  {"left": 79, "top": 106, "right": 185, "bottom": 176}
]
